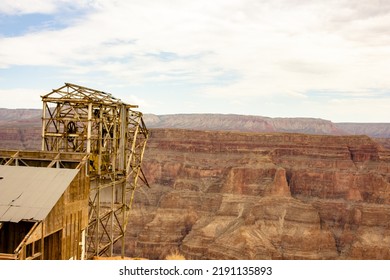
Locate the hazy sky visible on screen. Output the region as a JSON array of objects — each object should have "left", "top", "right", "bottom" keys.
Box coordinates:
[{"left": 1, "top": 0, "right": 389, "bottom": 122}]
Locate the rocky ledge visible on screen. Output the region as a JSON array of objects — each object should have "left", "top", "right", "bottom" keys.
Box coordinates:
[{"left": 124, "top": 129, "right": 390, "bottom": 260}]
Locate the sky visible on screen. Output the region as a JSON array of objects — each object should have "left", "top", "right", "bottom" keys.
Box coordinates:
[{"left": 0, "top": 0, "right": 390, "bottom": 122}]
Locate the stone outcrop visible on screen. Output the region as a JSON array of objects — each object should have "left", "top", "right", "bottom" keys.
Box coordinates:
[
  {"left": 2, "top": 108, "right": 390, "bottom": 140},
  {"left": 376, "top": 138, "right": 390, "bottom": 150},
  {"left": 144, "top": 114, "right": 390, "bottom": 137},
  {"left": 0, "top": 124, "right": 41, "bottom": 150},
  {"left": 124, "top": 129, "right": 390, "bottom": 260},
  {"left": 337, "top": 123, "right": 390, "bottom": 138},
  {"left": 0, "top": 109, "right": 41, "bottom": 150},
  {"left": 144, "top": 114, "right": 345, "bottom": 135}
]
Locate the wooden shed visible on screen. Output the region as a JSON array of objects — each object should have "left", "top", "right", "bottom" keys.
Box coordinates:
[{"left": 0, "top": 150, "right": 89, "bottom": 260}]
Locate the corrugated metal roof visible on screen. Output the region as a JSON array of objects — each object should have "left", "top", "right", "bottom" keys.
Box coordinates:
[{"left": 0, "top": 165, "right": 79, "bottom": 223}]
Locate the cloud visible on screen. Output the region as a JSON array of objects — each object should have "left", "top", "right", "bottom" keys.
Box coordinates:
[
  {"left": 0, "top": 0, "right": 95, "bottom": 15},
  {"left": 0, "top": 0, "right": 390, "bottom": 121},
  {"left": 325, "top": 96, "right": 390, "bottom": 122},
  {"left": 0, "top": 88, "right": 43, "bottom": 108}
]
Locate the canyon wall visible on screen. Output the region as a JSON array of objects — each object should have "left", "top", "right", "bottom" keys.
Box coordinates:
[
  {"left": 2, "top": 108, "right": 390, "bottom": 138},
  {"left": 0, "top": 109, "right": 41, "bottom": 150},
  {"left": 122, "top": 129, "right": 390, "bottom": 260},
  {"left": 1, "top": 110, "right": 390, "bottom": 259}
]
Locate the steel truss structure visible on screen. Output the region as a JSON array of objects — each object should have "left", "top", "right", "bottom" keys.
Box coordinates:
[{"left": 41, "top": 83, "right": 149, "bottom": 258}]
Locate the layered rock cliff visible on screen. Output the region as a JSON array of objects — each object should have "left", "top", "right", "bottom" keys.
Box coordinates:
[
  {"left": 0, "top": 109, "right": 41, "bottom": 150},
  {"left": 125, "top": 129, "right": 390, "bottom": 260},
  {"left": 1, "top": 109, "right": 390, "bottom": 259},
  {"left": 144, "top": 114, "right": 390, "bottom": 137},
  {"left": 2, "top": 108, "right": 390, "bottom": 139}
]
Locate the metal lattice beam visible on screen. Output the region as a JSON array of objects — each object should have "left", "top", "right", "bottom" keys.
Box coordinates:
[{"left": 41, "top": 83, "right": 149, "bottom": 259}]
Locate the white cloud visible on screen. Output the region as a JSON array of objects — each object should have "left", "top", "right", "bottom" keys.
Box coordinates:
[
  {"left": 323, "top": 97, "right": 390, "bottom": 122},
  {"left": 0, "top": 88, "right": 43, "bottom": 108},
  {"left": 0, "top": 0, "right": 95, "bottom": 15},
  {"left": 0, "top": 0, "right": 390, "bottom": 121},
  {"left": 0, "top": 0, "right": 57, "bottom": 14}
]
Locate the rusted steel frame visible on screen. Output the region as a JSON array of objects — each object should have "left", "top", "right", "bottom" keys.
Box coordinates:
[
  {"left": 41, "top": 102, "right": 47, "bottom": 151},
  {"left": 98, "top": 211, "right": 113, "bottom": 242},
  {"left": 45, "top": 83, "right": 124, "bottom": 105},
  {"left": 87, "top": 207, "right": 121, "bottom": 257},
  {"left": 88, "top": 204, "right": 119, "bottom": 230},
  {"left": 86, "top": 103, "right": 93, "bottom": 154},
  {"left": 46, "top": 103, "right": 60, "bottom": 133},
  {"left": 121, "top": 180, "right": 126, "bottom": 257},
  {"left": 89, "top": 178, "right": 126, "bottom": 191},
  {"left": 121, "top": 115, "right": 149, "bottom": 257},
  {"left": 88, "top": 193, "right": 99, "bottom": 222},
  {"left": 94, "top": 183, "right": 100, "bottom": 256},
  {"left": 110, "top": 113, "right": 118, "bottom": 255},
  {"left": 125, "top": 119, "right": 140, "bottom": 176},
  {"left": 43, "top": 98, "right": 102, "bottom": 104},
  {"left": 66, "top": 83, "right": 123, "bottom": 104},
  {"left": 44, "top": 97, "right": 121, "bottom": 107},
  {"left": 139, "top": 168, "right": 150, "bottom": 187},
  {"left": 40, "top": 84, "right": 67, "bottom": 98},
  {"left": 41, "top": 83, "right": 149, "bottom": 259},
  {"left": 0, "top": 150, "right": 85, "bottom": 160},
  {"left": 91, "top": 201, "right": 124, "bottom": 256}
]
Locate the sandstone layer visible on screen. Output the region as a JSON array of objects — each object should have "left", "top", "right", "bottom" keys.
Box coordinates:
[
  {"left": 2, "top": 108, "right": 390, "bottom": 138},
  {"left": 1, "top": 110, "right": 390, "bottom": 259},
  {"left": 124, "top": 129, "right": 390, "bottom": 260}
]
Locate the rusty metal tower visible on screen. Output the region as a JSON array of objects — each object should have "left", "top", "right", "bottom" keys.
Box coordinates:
[{"left": 41, "top": 83, "right": 149, "bottom": 258}]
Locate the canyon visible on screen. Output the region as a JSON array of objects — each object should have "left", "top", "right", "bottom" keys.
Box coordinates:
[
  {"left": 1, "top": 109, "right": 390, "bottom": 259},
  {"left": 127, "top": 129, "right": 390, "bottom": 259}
]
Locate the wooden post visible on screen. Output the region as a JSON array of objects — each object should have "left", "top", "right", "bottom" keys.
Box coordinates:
[
  {"left": 41, "top": 102, "right": 47, "bottom": 151},
  {"left": 121, "top": 181, "right": 126, "bottom": 258},
  {"left": 87, "top": 103, "right": 93, "bottom": 153},
  {"left": 96, "top": 180, "right": 100, "bottom": 256},
  {"left": 80, "top": 229, "right": 85, "bottom": 260},
  {"left": 41, "top": 221, "right": 45, "bottom": 260},
  {"left": 119, "top": 105, "right": 126, "bottom": 171}
]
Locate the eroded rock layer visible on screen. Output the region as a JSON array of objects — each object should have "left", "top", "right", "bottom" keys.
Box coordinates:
[
  {"left": 1, "top": 117, "right": 390, "bottom": 260},
  {"left": 124, "top": 129, "right": 390, "bottom": 260}
]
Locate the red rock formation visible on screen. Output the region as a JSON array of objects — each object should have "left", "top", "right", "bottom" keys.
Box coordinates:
[
  {"left": 376, "top": 138, "right": 390, "bottom": 150},
  {"left": 125, "top": 129, "right": 390, "bottom": 260},
  {"left": 1, "top": 110, "right": 390, "bottom": 259},
  {"left": 0, "top": 125, "right": 41, "bottom": 150},
  {"left": 144, "top": 114, "right": 347, "bottom": 135}
]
